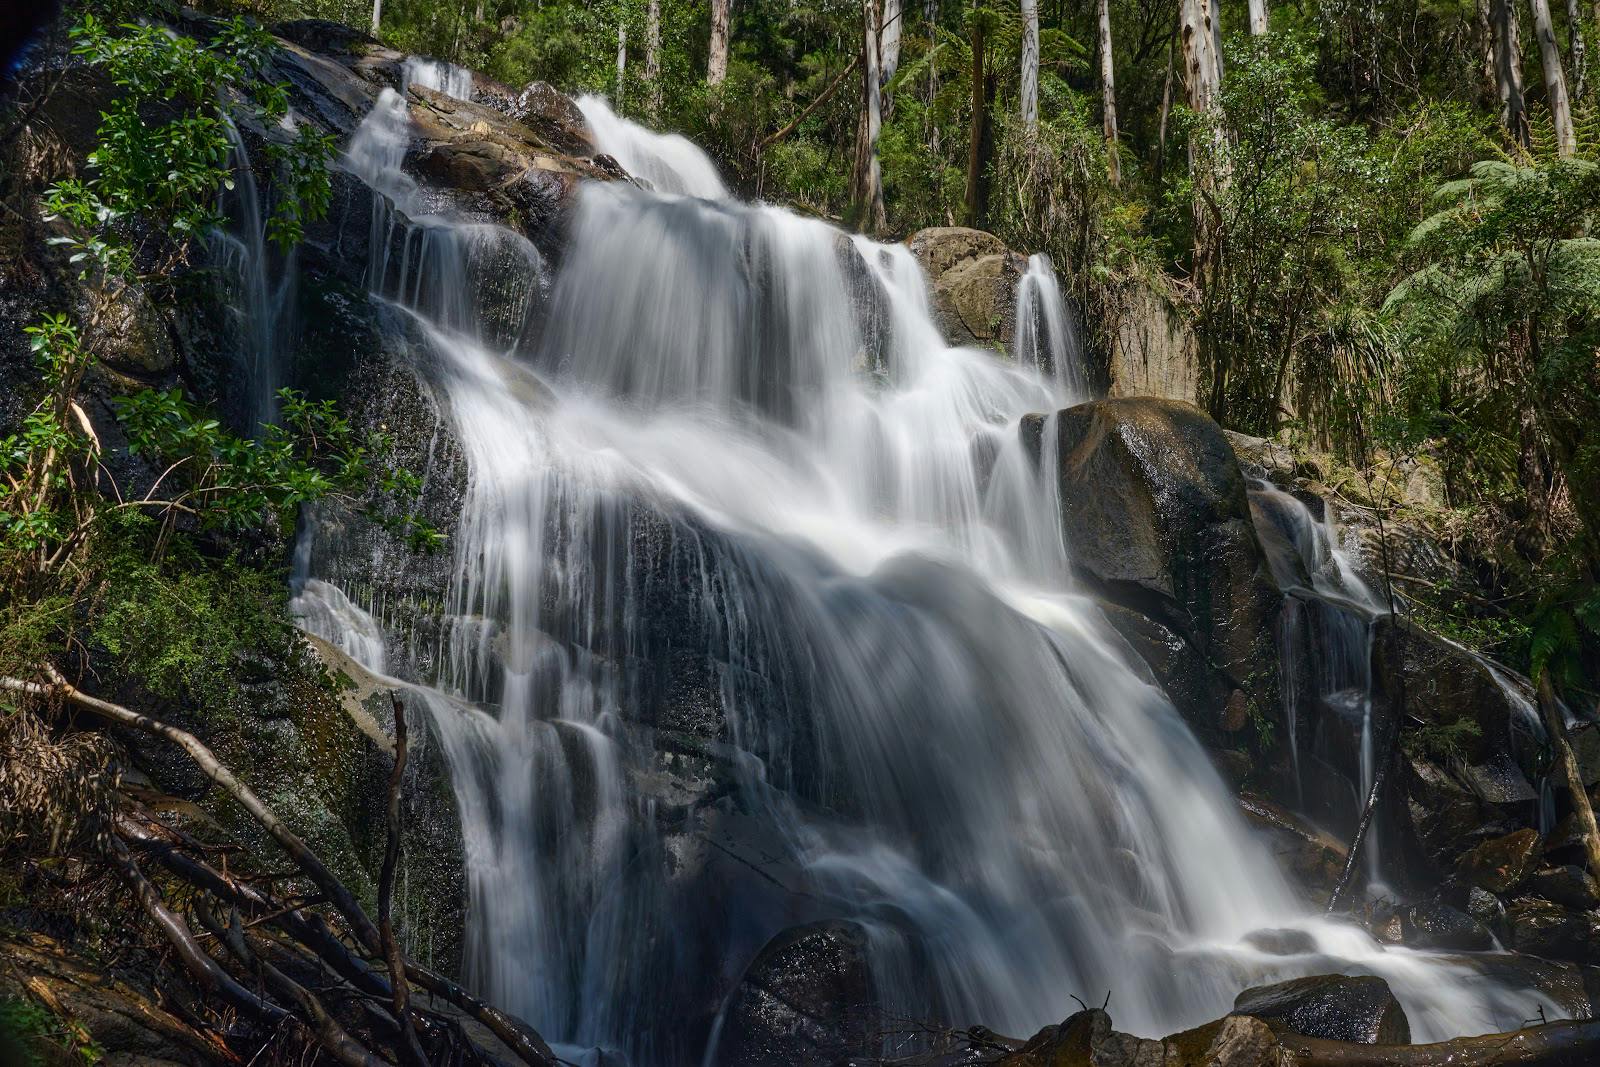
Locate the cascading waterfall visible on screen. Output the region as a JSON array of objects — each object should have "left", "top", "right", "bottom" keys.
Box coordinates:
[
  {"left": 401, "top": 56, "right": 475, "bottom": 100},
  {"left": 1012, "top": 253, "right": 1088, "bottom": 402},
  {"left": 293, "top": 91, "right": 1566, "bottom": 1064},
  {"left": 1249, "top": 482, "right": 1388, "bottom": 878}
]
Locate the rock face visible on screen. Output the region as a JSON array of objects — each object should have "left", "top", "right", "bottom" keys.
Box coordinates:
[
  {"left": 1457, "top": 828, "right": 1543, "bottom": 894},
  {"left": 710, "top": 920, "right": 880, "bottom": 1067},
  {"left": 1106, "top": 278, "right": 1200, "bottom": 404},
  {"left": 1023, "top": 398, "right": 1282, "bottom": 738},
  {"left": 1232, "top": 975, "right": 1411, "bottom": 1044},
  {"left": 906, "top": 226, "right": 1027, "bottom": 349}
]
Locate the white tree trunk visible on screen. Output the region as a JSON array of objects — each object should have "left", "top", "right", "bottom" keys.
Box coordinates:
[
  {"left": 1180, "top": 0, "right": 1224, "bottom": 117},
  {"left": 1248, "top": 0, "right": 1269, "bottom": 34},
  {"left": 1493, "top": 0, "right": 1530, "bottom": 143},
  {"left": 1098, "top": 0, "right": 1120, "bottom": 184},
  {"left": 708, "top": 0, "right": 731, "bottom": 86},
  {"left": 647, "top": 0, "right": 662, "bottom": 115},
  {"left": 617, "top": 23, "right": 627, "bottom": 103},
  {"left": 856, "top": 0, "right": 888, "bottom": 233},
  {"left": 1529, "top": 0, "right": 1578, "bottom": 153},
  {"left": 882, "top": 0, "right": 904, "bottom": 82},
  {"left": 371, "top": 0, "right": 382, "bottom": 35},
  {"left": 1021, "top": 0, "right": 1040, "bottom": 130}
]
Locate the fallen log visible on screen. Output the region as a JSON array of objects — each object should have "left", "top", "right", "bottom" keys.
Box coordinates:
[{"left": 1281, "top": 1018, "right": 1600, "bottom": 1066}]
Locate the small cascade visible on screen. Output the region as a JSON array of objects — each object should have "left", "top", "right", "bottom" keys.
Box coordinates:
[
  {"left": 280, "top": 78, "right": 1566, "bottom": 1066},
  {"left": 1013, "top": 253, "right": 1088, "bottom": 402},
  {"left": 401, "top": 56, "right": 474, "bottom": 100},
  {"left": 574, "top": 95, "right": 728, "bottom": 199},
  {"left": 213, "top": 119, "right": 296, "bottom": 427},
  {"left": 1250, "top": 482, "right": 1390, "bottom": 886}
]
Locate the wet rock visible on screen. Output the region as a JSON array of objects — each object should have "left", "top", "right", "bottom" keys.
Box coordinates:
[
  {"left": 1244, "top": 927, "right": 1318, "bottom": 955},
  {"left": 711, "top": 920, "right": 880, "bottom": 1067},
  {"left": 1466, "top": 885, "right": 1505, "bottom": 928},
  {"left": 509, "top": 80, "right": 596, "bottom": 157},
  {"left": 1526, "top": 865, "right": 1600, "bottom": 910},
  {"left": 1504, "top": 897, "right": 1600, "bottom": 963},
  {"left": 905, "top": 227, "right": 1025, "bottom": 349},
  {"left": 1400, "top": 900, "right": 1496, "bottom": 951},
  {"left": 1098, "top": 601, "right": 1228, "bottom": 731},
  {"left": 92, "top": 286, "right": 176, "bottom": 374},
  {"left": 1237, "top": 792, "right": 1348, "bottom": 895},
  {"left": 1457, "top": 828, "right": 1542, "bottom": 894},
  {"left": 1021, "top": 398, "right": 1282, "bottom": 737},
  {"left": 1232, "top": 974, "right": 1410, "bottom": 1044}
]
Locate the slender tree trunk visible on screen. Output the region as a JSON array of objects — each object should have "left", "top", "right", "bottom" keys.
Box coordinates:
[
  {"left": 1493, "top": 0, "right": 1531, "bottom": 145},
  {"left": 1156, "top": 22, "right": 1175, "bottom": 182},
  {"left": 371, "top": 0, "right": 382, "bottom": 35},
  {"left": 1565, "top": 0, "right": 1587, "bottom": 101},
  {"left": 1097, "top": 0, "right": 1120, "bottom": 185},
  {"left": 926, "top": 0, "right": 940, "bottom": 157},
  {"left": 882, "top": 0, "right": 904, "bottom": 82},
  {"left": 1538, "top": 674, "right": 1600, "bottom": 878},
  {"left": 1529, "top": 0, "right": 1578, "bottom": 154},
  {"left": 1180, "top": 0, "right": 1224, "bottom": 117},
  {"left": 1249, "top": 0, "right": 1269, "bottom": 33},
  {"left": 854, "top": 0, "right": 888, "bottom": 233},
  {"left": 646, "top": 0, "right": 662, "bottom": 117},
  {"left": 1021, "top": 0, "right": 1040, "bottom": 131},
  {"left": 708, "top": 0, "right": 731, "bottom": 86},
  {"left": 964, "top": 11, "right": 989, "bottom": 226},
  {"left": 616, "top": 22, "right": 627, "bottom": 104},
  {"left": 1478, "top": 0, "right": 1501, "bottom": 106}
]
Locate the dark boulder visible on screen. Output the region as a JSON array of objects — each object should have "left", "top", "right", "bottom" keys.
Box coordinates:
[
  {"left": 1232, "top": 974, "right": 1410, "bottom": 1044},
  {"left": 1237, "top": 791, "right": 1348, "bottom": 896},
  {"left": 711, "top": 920, "right": 880, "bottom": 1067},
  {"left": 1243, "top": 928, "right": 1319, "bottom": 955},
  {"left": 1526, "top": 865, "right": 1600, "bottom": 910},
  {"left": 1457, "top": 828, "right": 1543, "bottom": 894},
  {"left": 1022, "top": 399, "right": 1282, "bottom": 738},
  {"left": 509, "top": 81, "right": 597, "bottom": 157},
  {"left": 1400, "top": 900, "right": 1496, "bottom": 951},
  {"left": 1504, "top": 898, "right": 1600, "bottom": 963}
]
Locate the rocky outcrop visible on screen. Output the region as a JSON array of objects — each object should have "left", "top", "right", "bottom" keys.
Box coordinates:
[
  {"left": 1024, "top": 398, "right": 1282, "bottom": 740},
  {"left": 906, "top": 226, "right": 1026, "bottom": 350},
  {"left": 710, "top": 920, "right": 880, "bottom": 1067},
  {"left": 1232, "top": 975, "right": 1411, "bottom": 1044},
  {"left": 1106, "top": 277, "right": 1200, "bottom": 404}
]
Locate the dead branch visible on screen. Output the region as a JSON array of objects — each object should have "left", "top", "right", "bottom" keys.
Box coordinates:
[
  {"left": 381, "top": 695, "right": 433, "bottom": 1067},
  {"left": 759, "top": 53, "right": 862, "bottom": 149}
]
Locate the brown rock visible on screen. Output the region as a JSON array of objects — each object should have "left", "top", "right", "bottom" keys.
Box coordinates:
[{"left": 1457, "top": 828, "right": 1542, "bottom": 894}]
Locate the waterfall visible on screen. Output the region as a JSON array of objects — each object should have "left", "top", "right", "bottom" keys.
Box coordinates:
[
  {"left": 1012, "top": 253, "right": 1088, "bottom": 402},
  {"left": 574, "top": 96, "right": 728, "bottom": 199},
  {"left": 291, "top": 87, "right": 1565, "bottom": 1065},
  {"left": 401, "top": 56, "right": 474, "bottom": 100}
]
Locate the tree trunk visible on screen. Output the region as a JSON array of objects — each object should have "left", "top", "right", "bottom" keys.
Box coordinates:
[
  {"left": 1529, "top": 0, "right": 1578, "bottom": 154},
  {"left": 1565, "top": 0, "right": 1587, "bottom": 100},
  {"left": 1478, "top": 0, "right": 1500, "bottom": 106},
  {"left": 616, "top": 22, "right": 627, "bottom": 104},
  {"left": 646, "top": 0, "right": 662, "bottom": 116},
  {"left": 1180, "top": 0, "right": 1224, "bottom": 117},
  {"left": 964, "top": 10, "right": 990, "bottom": 226},
  {"left": 1021, "top": 0, "right": 1040, "bottom": 131},
  {"left": 1249, "top": 0, "right": 1268, "bottom": 33},
  {"left": 854, "top": 0, "right": 888, "bottom": 233},
  {"left": 1538, "top": 674, "right": 1600, "bottom": 876},
  {"left": 708, "top": 0, "right": 731, "bottom": 86},
  {"left": 1492, "top": 0, "right": 1531, "bottom": 145},
  {"left": 1098, "top": 0, "right": 1120, "bottom": 185},
  {"left": 926, "top": 0, "right": 940, "bottom": 156},
  {"left": 371, "top": 0, "right": 382, "bottom": 35},
  {"left": 882, "top": 0, "right": 904, "bottom": 83}
]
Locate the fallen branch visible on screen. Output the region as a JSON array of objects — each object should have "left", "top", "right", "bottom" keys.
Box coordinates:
[
  {"left": 759, "top": 53, "right": 862, "bottom": 149},
  {"left": 380, "top": 695, "right": 433, "bottom": 1067},
  {"left": 1282, "top": 1017, "right": 1600, "bottom": 1065},
  {"left": 4, "top": 672, "right": 384, "bottom": 956}
]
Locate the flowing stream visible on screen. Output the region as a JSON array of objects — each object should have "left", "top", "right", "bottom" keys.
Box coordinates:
[{"left": 291, "top": 91, "right": 1564, "bottom": 1064}]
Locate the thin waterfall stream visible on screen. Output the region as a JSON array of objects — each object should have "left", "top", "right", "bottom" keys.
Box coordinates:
[{"left": 288, "top": 90, "right": 1564, "bottom": 1064}]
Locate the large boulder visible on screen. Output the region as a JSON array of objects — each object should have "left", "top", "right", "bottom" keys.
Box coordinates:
[
  {"left": 1232, "top": 975, "right": 1410, "bottom": 1044},
  {"left": 905, "top": 226, "right": 1026, "bottom": 349},
  {"left": 1457, "top": 828, "right": 1543, "bottom": 894},
  {"left": 710, "top": 920, "right": 880, "bottom": 1067},
  {"left": 1503, "top": 898, "right": 1600, "bottom": 963},
  {"left": 1022, "top": 398, "right": 1282, "bottom": 737}
]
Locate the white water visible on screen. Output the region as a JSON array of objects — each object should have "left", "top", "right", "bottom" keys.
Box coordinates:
[
  {"left": 1013, "top": 253, "right": 1088, "bottom": 402},
  {"left": 295, "top": 92, "right": 1564, "bottom": 1064},
  {"left": 574, "top": 95, "right": 728, "bottom": 199},
  {"left": 402, "top": 56, "right": 474, "bottom": 100}
]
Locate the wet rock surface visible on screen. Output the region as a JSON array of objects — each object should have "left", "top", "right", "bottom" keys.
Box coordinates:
[
  {"left": 1231, "top": 974, "right": 1410, "bottom": 1044},
  {"left": 1023, "top": 398, "right": 1282, "bottom": 739},
  {"left": 710, "top": 920, "right": 880, "bottom": 1067}
]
